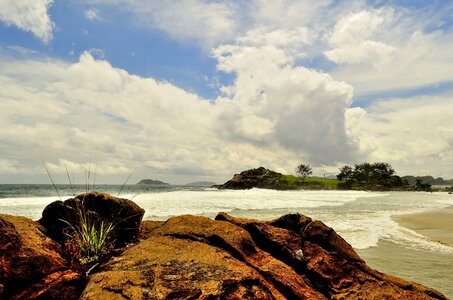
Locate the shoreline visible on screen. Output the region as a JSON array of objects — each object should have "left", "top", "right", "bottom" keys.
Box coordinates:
[{"left": 392, "top": 206, "right": 453, "bottom": 245}]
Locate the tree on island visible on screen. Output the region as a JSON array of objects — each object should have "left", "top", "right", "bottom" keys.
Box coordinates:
[
  {"left": 414, "top": 179, "right": 432, "bottom": 192},
  {"left": 337, "top": 162, "right": 407, "bottom": 190},
  {"left": 296, "top": 164, "right": 312, "bottom": 179},
  {"left": 337, "top": 165, "right": 354, "bottom": 182}
]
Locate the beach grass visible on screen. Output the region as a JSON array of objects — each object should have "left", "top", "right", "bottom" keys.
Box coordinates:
[{"left": 61, "top": 205, "right": 115, "bottom": 266}]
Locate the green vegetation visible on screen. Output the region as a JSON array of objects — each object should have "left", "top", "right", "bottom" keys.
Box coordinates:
[
  {"left": 61, "top": 206, "right": 115, "bottom": 266},
  {"left": 401, "top": 175, "right": 453, "bottom": 186},
  {"left": 304, "top": 177, "right": 340, "bottom": 189},
  {"left": 336, "top": 162, "right": 408, "bottom": 191},
  {"left": 281, "top": 174, "right": 339, "bottom": 189}
]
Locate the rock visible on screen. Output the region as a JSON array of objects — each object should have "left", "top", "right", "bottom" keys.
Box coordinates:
[
  {"left": 213, "top": 167, "right": 291, "bottom": 190},
  {"left": 302, "top": 220, "right": 364, "bottom": 263},
  {"left": 11, "top": 270, "right": 84, "bottom": 300},
  {"left": 139, "top": 220, "right": 165, "bottom": 240},
  {"left": 218, "top": 212, "right": 447, "bottom": 300},
  {"left": 268, "top": 213, "right": 312, "bottom": 234},
  {"left": 39, "top": 192, "right": 145, "bottom": 247},
  {"left": 81, "top": 236, "right": 282, "bottom": 299},
  {"left": 83, "top": 215, "right": 319, "bottom": 299},
  {"left": 0, "top": 214, "right": 82, "bottom": 299}
]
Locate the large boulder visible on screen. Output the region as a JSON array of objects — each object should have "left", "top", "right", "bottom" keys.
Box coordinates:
[
  {"left": 39, "top": 192, "right": 145, "bottom": 247},
  {"left": 0, "top": 214, "right": 83, "bottom": 300}
]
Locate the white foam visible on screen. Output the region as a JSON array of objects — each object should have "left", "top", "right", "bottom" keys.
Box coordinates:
[{"left": 130, "top": 189, "right": 381, "bottom": 219}]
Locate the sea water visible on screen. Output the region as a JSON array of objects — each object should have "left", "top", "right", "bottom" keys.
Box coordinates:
[{"left": 1, "top": 185, "right": 452, "bottom": 297}]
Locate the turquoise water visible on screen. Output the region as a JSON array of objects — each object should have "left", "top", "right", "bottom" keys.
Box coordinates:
[{"left": 1, "top": 185, "right": 452, "bottom": 297}]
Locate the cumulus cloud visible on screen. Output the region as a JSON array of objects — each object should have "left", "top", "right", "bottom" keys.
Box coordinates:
[
  {"left": 0, "top": 47, "right": 359, "bottom": 182},
  {"left": 346, "top": 95, "right": 453, "bottom": 177},
  {"left": 212, "top": 27, "right": 357, "bottom": 165},
  {"left": 325, "top": 8, "right": 396, "bottom": 67},
  {"left": 0, "top": 0, "right": 54, "bottom": 43}
]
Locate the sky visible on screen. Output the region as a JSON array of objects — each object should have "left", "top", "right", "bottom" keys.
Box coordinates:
[{"left": 1, "top": 0, "right": 453, "bottom": 184}]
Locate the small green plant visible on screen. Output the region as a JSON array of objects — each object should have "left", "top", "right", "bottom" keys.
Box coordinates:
[{"left": 61, "top": 206, "right": 115, "bottom": 266}]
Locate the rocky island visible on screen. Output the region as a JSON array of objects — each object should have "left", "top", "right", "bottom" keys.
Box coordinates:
[
  {"left": 213, "top": 167, "right": 335, "bottom": 190},
  {"left": 137, "top": 179, "right": 170, "bottom": 186},
  {"left": 214, "top": 165, "right": 439, "bottom": 191},
  {"left": 0, "top": 192, "right": 447, "bottom": 299}
]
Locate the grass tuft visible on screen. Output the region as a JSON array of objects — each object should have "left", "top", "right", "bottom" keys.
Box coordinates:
[{"left": 61, "top": 204, "right": 115, "bottom": 267}]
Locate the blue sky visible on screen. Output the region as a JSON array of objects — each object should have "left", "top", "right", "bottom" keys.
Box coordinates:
[{"left": 1, "top": 0, "right": 453, "bottom": 183}]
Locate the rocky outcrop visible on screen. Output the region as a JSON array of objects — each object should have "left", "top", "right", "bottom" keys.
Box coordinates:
[
  {"left": 0, "top": 214, "right": 83, "bottom": 300},
  {"left": 83, "top": 213, "right": 446, "bottom": 300},
  {"left": 213, "top": 167, "right": 291, "bottom": 190},
  {"left": 217, "top": 213, "right": 446, "bottom": 299},
  {"left": 39, "top": 192, "right": 145, "bottom": 247}
]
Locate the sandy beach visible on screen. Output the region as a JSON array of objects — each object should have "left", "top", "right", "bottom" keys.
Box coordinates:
[{"left": 392, "top": 206, "right": 453, "bottom": 245}]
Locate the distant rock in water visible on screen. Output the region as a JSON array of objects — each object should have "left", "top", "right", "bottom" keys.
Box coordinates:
[
  {"left": 136, "top": 179, "right": 170, "bottom": 185},
  {"left": 213, "top": 167, "right": 292, "bottom": 190},
  {"left": 185, "top": 181, "right": 217, "bottom": 187}
]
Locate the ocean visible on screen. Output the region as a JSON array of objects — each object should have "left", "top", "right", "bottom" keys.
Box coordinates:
[{"left": 1, "top": 184, "right": 452, "bottom": 297}]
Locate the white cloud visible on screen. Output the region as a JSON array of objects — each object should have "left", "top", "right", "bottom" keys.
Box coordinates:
[
  {"left": 5, "top": 45, "right": 39, "bottom": 55},
  {"left": 84, "top": 0, "right": 240, "bottom": 46},
  {"left": 346, "top": 95, "right": 453, "bottom": 177},
  {"left": 0, "top": 0, "right": 54, "bottom": 43},
  {"left": 0, "top": 49, "right": 359, "bottom": 182},
  {"left": 325, "top": 6, "right": 453, "bottom": 96},
  {"left": 324, "top": 8, "right": 396, "bottom": 67},
  {"left": 81, "top": 0, "right": 357, "bottom": 47},
  {"left": 212, "top": 30, "right": 357, "bottom": 164},
  {"left": 85, "top": 9, "right": 101, "bottom": 21}
]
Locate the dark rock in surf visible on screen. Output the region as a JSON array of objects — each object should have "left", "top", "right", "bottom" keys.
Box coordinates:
[{"left": 39, "top": 192, "right": 145, "bottom": 247}]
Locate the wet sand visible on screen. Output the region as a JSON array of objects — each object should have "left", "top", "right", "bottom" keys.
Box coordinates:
[
  {"left": 357, "top": 239, "right": 453, "bottom": 299},
  {"left": 392, "top": 206, "right": 453, "bottom": 245},
  {"left": 357, "top": 206, "right": 453, "bottom": 298}
]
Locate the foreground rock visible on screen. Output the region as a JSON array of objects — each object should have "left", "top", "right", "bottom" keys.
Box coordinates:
[
  {"left": 39, "top": 192, "right": 145, "bottom": 247},
  {"left": 0, "top": 214, "right": 83, "bottom": 300},
  {"left": 1, "top": 192, "right": 447, "bottom": 299},
  {"left": 84, "top": 213, "right": 446, "bottom": 299}
]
